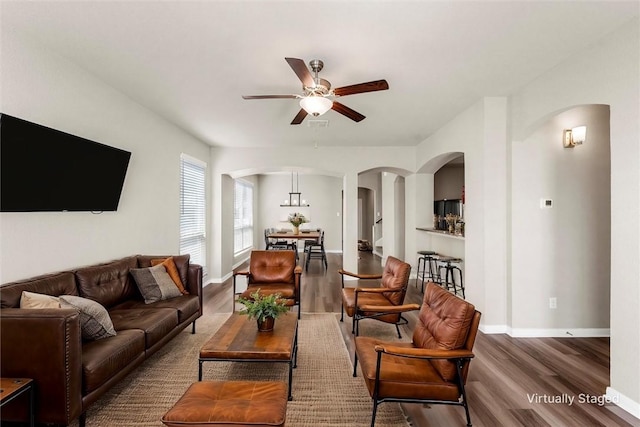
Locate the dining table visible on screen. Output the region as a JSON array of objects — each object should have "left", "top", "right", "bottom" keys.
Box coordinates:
[{"left": 267, "top": 230, "right": 321, "bottom": 240}]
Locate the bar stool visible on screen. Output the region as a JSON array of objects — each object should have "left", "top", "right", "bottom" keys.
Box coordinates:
[
  {"left": 436, "top": 256, "right": 465, "bottom": 299},
  {"left": 416, "top": 250, "right": 439, "bottom": 292}
]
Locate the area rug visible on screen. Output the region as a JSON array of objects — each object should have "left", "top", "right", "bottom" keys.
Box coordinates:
[{"left": 76, "top": 313, "right": 411, "bottom": 426}]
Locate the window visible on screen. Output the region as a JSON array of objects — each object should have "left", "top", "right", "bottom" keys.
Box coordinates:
[
  {"left": 180, "top": 154, "right": 206, "bottom": 273},
  {"left": 234, "top": 179, "right": 253, "bottom": 253}
]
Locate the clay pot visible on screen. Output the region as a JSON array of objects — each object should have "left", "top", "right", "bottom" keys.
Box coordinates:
[{"left": 257, "top": 317, "right": 275, "bottom": 332}]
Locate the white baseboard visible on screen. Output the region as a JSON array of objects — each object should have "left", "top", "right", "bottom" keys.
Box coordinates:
[
  {"left": 479, "top": 324, "right": 509, "bottom": 334},
  {"left": 508, "top": 327, "right": 610, "bottom": 338},
  {"left": 478, "top": 324, "right": 610, "bottom": 337},
  {"left": 606, "top": 387, "right": 640, "bottom": 420},
  {"left": 208, "top": 271, "right": 232, "bottom": 285}
]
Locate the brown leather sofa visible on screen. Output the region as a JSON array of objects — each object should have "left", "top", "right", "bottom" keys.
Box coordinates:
[
  {"left": 234, "top": 250, "right": 302, "bottom": 318},
  {"left": 0, "top": 254, "right": 203, "bottom": 427}
]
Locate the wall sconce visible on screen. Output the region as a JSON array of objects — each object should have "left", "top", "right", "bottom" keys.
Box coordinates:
[{"left": 563, "top": 125, "right": 587, "bottom": 148}]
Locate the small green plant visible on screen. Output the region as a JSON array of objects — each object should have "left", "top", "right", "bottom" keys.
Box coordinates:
[{"left": 237, "top": 290, "right": 289, "bottom": 322}]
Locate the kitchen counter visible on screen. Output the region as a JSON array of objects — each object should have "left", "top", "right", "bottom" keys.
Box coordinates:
[{"left": 416, "top": 227, "right": 465, "bottom": 240}]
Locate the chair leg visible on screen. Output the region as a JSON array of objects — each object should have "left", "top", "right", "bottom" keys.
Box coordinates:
[
  {"left": 353, "top": 351, "right": 359, "bottom": 377},
  {"left": 340, "top": 304, "right": 344, "bottom": 322},
  {"left": 191, "top": 320, "right": 196, "bottom": 334},
  {"left": 395, "top": 323, "right": 402, "bottom": 339},
  {"left": 456, "top": 360, "right": 473, "bottom": 427},
  {"left": 370, "top": 400, "right": 379, "bottom": 427}
]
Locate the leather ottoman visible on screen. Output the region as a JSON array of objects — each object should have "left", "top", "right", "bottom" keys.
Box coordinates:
[{"left": 161, "top": 381, "right": 287, "bottom": 427}]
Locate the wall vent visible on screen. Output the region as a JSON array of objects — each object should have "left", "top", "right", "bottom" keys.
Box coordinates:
[{"left": 308, "top": 120, "right": 329, "bottom": 128}]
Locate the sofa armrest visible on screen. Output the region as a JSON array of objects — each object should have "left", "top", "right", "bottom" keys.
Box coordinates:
[
  {"left": 186, "top": 264, "right": 203, "bottom": 316},
  {"left": 0, "top": 308, "right": 83, "bottom": 425}
]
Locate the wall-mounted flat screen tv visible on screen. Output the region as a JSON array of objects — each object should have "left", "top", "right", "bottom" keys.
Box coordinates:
[{"left": 1, "top": 113, "right": 131, "bottom": 212}]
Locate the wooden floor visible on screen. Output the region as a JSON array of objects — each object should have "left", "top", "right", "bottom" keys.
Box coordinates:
[{"left": 203, "top": 252, "right": 637, "bottom": 427}]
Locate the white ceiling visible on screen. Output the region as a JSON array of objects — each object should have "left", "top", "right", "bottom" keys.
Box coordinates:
[{"left": 2, "top": 1, "right": 637, "bottom": 149}]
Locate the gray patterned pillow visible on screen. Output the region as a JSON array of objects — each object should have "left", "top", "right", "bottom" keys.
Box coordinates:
[
  {"left": 130, "top": 264, "right": 182, "bottom": 304},
  {"left": 59, "top": 295, "right": 116, "bottom": 341}
]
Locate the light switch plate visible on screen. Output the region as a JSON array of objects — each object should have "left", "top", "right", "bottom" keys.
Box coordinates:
[{"left": 540, "top": 199, "right": 553, "bottom": 209}]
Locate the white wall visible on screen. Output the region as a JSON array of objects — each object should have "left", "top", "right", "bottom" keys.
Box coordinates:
[
  {"left": 3, "top": 12, "right": 637, "bottom": 419},
  {"left": 257, "top": 174, "right": 342, "bottom": 252},
  {"left": 381, "top": 172, "right": 397, "bottom": 260},
  {"left": 0, "top": 34, "right": 210, "bottom": 283},
  {"left": 359, "top": 171, "right": 383, "bottom": 250},
  {"left": 416, "top": 100, "right": 491, "bottom": 322},
  {"left": 510, "top": 18, "right": 639, "bottom": 415},
  {"left": 357, "top": 187, "right": 374, "bottom": 243},
  {"left": 511, "top": 105, "right": 611, "bottom": 331},
  {"left": 208, "top": 146, "right": 415, "bottom": 280}
]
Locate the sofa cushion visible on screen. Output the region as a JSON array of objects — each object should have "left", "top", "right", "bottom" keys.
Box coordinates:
[
  {"left": 82, "top": 329, "right": 146, "bottom": 394},
  {"left": 137, "top": 254, "right": 190, "bottom": 290},
  {"left": 1, "top": 272, "right": 78, "bottom": 308},
  {"left": 150, "top": 257, "right": 189, "bottom": 295},
  {"left": 75, "top": 256, "right": 140, "bottom": 309},
  {"left": 59, "top": 295, "right": 117, "bottom": 341},
  {"left": 109, "top": 308, "right": 179, "bottom": 349},
  {"left": 20, "top": 291, "right": 61, "bottom": 309},
  {"left": 130, "top": 265, "right": 183, "bottom": 304},
  {"left": 110, "top": 295, "right": 200, "bottom": 324}
]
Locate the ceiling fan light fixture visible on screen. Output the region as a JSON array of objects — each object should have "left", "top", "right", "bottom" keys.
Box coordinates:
[{"left": 300, "top": 96, "right": 333, "bottom": 117}]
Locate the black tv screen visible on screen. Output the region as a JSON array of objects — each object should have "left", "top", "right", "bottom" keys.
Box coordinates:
[{"left": 1, "top": 114, "right": 131, "bottom": 212}]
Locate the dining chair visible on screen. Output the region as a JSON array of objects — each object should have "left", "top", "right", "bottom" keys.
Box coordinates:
[
  {"left": 264, "top": 228, "right": 294, "bottom": 251},
  {"left": 304, "top": 230, "right": 327, "bottom": 271}
]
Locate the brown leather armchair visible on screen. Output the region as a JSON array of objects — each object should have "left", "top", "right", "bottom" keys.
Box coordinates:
[
  {"left": 234, "top": 250, "right": 303, "bottom": 318},
  {"left": 339, "top": 256, "right": 413, "bottom": 338},
  {"left": 354, "top": 282, "right": 481, "bottom": 427}
]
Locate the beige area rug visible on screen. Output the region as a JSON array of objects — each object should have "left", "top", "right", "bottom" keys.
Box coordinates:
[{"left": 76, "top": 313, "right": 411, "bottom": 427}]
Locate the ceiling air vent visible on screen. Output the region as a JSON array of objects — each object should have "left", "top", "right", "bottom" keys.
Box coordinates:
[{"left": 308, "top": 120, "right": 329, "bottom": 128}]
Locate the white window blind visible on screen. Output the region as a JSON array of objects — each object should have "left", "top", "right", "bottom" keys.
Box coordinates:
[
  {"left": 234, "top": 179, "right": 253, "bottom": 253},
  {"left": 180, "top": 154, "right": 207, "bottom": 273}
]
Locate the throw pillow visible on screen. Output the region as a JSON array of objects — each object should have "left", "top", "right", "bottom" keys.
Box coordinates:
[
  {"left": 59, "top": 295, "right": 117, "bottom": 341},
  {"left": 150, "top": 257, "right": 189, "bottom": 295},
  {"left": 20, "top": 291, "right": 61, "bottom": 309},
  {"left": 131, "top": 264, "right": 183, "bottom": 304}
]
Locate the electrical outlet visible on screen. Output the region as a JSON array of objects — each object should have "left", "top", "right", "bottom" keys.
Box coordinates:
[{"left": 549, "top": 297, "right": 557, "bottom": 309}]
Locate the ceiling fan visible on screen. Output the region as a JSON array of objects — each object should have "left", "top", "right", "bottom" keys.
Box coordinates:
[{"left": 242, "top": 57, "right": 389, "bottom": 125}]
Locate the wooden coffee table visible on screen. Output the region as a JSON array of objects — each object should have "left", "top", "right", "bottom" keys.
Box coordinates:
[
  {"left": 199, "top": 312, "right": 298, "bottom": 400},
  {"left": 0, "top": 378, "right": 34, "bottom": 427}
]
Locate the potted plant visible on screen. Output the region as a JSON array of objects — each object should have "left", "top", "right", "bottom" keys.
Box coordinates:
[
  {"left": 288, "top": 212, "right": 307, "bottom": 234},
  {"left": 237, "top": 289, "right": 289, "bottom": 331}
]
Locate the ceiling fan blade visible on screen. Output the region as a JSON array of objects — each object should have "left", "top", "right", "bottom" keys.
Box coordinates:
[
  {"left": 333, "top": 80, "right": 389, "bottom": 97},
  {"left": 331, "top": 102, "right": 365, "bottom": 122},
  {"left": 291, "top": 109, "right": 308, "bottom": 125},
  {"left": 242, "top": 95, "right": 298, "bottom": 100},
  {"left": 285, "top": 57, "right": 315, "bottom": 88}
]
